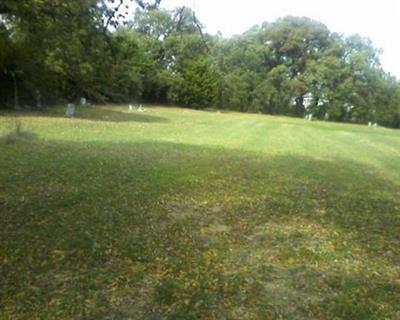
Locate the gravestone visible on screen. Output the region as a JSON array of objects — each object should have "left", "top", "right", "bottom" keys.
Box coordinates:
[
  {"left": 80, "top": 97, "right": 87, "bottom": 106},
  {"left": 368, "top": 121, "right": 372, "bottom": 127},
  {"left": 129, "top": 104, "right": 133, "bottom": 112},
  {"left": 138, "top": 104, "right": 146, "bottom": 112},
  {"left": 304, "top": 93, "right": 313, "bottom": 110},
  {"left": 65, "top": 103, "right": 76, "bottom": 117}
]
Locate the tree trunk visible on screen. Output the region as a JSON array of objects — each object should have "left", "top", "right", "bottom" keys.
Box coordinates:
[{"left": 10, "top": 71, "right": 19, "bottom": 110}]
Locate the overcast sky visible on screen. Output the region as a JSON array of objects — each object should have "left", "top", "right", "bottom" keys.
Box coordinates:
[{"left": 158, "top": 0, "right": 400, "bottom": 79}]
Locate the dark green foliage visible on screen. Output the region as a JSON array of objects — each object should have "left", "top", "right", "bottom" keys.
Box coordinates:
[
  {"left": 212, "top": 17, "right": 400, "bottom": 127},
  {"left": 0, "top": 2, "right": 399, "bottom": 127},
  {"left": 168, "top": 57, "right": 218, "bottom": 108}
]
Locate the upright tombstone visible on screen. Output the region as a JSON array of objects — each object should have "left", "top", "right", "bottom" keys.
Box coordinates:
[
  {"left": 129, "top": 104, "right": 133, "bottom": 112},
  {"left": 80, "top": 97, "right": 87, "bottom": 106},
  {"left": 368, "top": 121, "right": 372, "bottom": 127},
  {"left": 66, "top": 103, "right": 76, "bottom": 117},
  {"left": 303, "top": 93, "right": 313, "bottom": 110}
]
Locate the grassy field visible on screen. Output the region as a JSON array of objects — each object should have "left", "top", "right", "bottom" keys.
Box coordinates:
[{"left": 1, "top": 105, "right": 400, "bottom": 319}]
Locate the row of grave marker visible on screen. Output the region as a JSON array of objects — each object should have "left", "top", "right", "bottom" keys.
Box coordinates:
[
  {"left": 66, "top": 103, "right": 378, "bottom": 127},
  {"left": 129, "top": 104, "right": 146, "bottom": 112},
  {"left": 305, "top": 113, "right": 378, "bottom": 127},
  {"left": 65, "top": 98, "right": 90, "bottom": 117},
  {"left": 65, "top": 101, "right": 146, "bottom": 117}
]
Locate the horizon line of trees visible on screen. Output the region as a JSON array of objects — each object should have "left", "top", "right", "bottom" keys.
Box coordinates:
[{"left": 1, "top": 1, "right": 399, "bottom": 128}]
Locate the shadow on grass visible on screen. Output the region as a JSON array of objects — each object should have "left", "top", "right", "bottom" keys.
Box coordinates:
[
  {"left": 0, "top": 106, "right": 169, "bottom": 123},
  {"left": 0, "top": 128, "right": 38, "bottom": 145},
  {"left": 1, "top": 138, "right": 399, "bottom": 318}
]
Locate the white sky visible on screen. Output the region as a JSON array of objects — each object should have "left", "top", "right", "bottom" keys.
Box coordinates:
[{"left": 159, "top": 0, "right": 400, "bottom": 79}]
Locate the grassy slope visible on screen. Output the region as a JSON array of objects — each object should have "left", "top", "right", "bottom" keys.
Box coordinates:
[{"left": 1, "top": 106, "right": 400, "bottom": 319}]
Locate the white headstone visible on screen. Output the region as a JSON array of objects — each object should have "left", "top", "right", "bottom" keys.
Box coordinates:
[
  {"left": 66, "top": 103, "right": 76, "bottom": 117},
  {"left": 129, "top": 104, "right": 133, "bottom": 112},
  {"left": 80, "top": 97, "right": 87, "bottom": 106},
  {"left": 304, "top": 92, "right": 313, "bottom": 109},
  {"left": 368, "top": 121, "right": 372, "bottom": 127}
]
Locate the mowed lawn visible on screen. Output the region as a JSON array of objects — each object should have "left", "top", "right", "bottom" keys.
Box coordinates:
[{"left": 1, "top": 106, "right": 400, "bottom": 319}]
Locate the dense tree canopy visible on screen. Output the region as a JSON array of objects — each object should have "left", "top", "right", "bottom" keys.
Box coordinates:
[{"left": 1, "top": 1, "right": 399, "bottom": 127}]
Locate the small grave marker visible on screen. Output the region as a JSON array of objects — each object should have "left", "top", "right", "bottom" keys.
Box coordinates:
[{"left": 66, "top": 103, "right": 76, "bottom": 117}]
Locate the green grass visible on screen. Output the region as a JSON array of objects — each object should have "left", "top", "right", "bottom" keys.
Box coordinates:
[{"left": 1, "top": 105, "right": 400, "bottom": 319}]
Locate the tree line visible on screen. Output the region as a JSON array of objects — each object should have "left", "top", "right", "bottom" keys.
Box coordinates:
[{"left": 1, "top": 0, "right": 399, "bottom": 128}]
